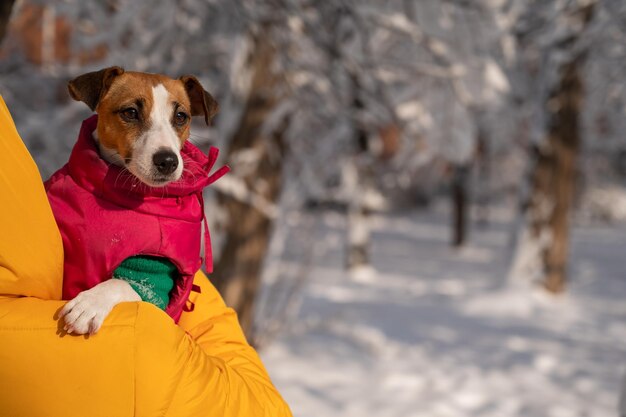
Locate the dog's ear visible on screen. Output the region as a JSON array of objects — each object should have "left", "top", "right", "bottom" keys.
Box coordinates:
[
  {"left": 68, "top": 66, "right": 125, "bottom": 111},
  {"left": 179, "top": 75, "right": 219, "bottom": 125}
]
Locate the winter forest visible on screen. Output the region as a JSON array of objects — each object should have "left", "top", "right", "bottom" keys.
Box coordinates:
[{"left": 2, "top": 0, "right": 626, "bottom": 415}]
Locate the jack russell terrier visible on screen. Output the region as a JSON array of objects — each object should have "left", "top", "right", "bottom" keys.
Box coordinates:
[{"left": 46, "top": 67, "right": 228, "bottom": 335}]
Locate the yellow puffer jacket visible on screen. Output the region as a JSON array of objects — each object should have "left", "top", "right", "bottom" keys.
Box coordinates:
[{"left": 0, "top": 96, "right": 292, "bottom": 417}]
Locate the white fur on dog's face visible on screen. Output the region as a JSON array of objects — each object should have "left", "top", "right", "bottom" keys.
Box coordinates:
[{"left": 125, "top": 84, "right": 184, "bottom": 187}]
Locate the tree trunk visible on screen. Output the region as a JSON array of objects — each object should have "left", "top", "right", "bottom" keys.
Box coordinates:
[
  {"left": 211, "top": 29, "right": 286, "bottom": 338},
  {"left": 345, "top": 71, "right": 371, "bottom": 269},
  {"left": 528, "top": 58, "right": 586, "bottom": 293},
  {"left": 530, "top": 59, "right": 583, "bottom": 293},
  {"left": 0, "top": 0, "right": 15, "bottom": 44},
  {"left": 515, "top": 3, "right": 594, "bottom": 294},
  {"left": 345, "top": 158, "right": 370, "bottom": 269},
  {"left": 475, "top": 130, "right": 490, "bottom": 226},
  {"left": 451, "top": 164, "right": 469, "bottom": 247},
  {"left": 346, "top": 204, "right": 370, "bottom": 268}
]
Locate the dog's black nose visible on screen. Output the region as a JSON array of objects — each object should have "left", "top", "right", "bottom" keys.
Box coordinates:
[{"left": 153, "top": 150, "right": 179, "bottom": 175}]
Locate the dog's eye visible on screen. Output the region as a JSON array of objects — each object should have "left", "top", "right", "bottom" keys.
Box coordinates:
[
  {"left": 174, "top": 111, "right": 189, "bottom": 126},
  {"left": 120, "top": 108, "right": 139, "bottom": 121}
]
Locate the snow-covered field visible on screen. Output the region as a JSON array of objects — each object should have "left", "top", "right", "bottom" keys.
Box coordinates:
[{"left": 260, "top": 205, "right": 626, "bottom": 417}]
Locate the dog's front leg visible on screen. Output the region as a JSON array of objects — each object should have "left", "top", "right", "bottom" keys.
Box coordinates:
[{"left": 58, "top": 279, "right": 141, "bottom": 335}]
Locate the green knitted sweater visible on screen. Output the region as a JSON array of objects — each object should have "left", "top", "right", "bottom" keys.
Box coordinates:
[{"left": 112, "top": 255, "right": 177, "bottom": 310}]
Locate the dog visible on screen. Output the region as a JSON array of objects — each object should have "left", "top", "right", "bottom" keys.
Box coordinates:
[{"left": 48, "top": 67, "right": 227, "bottom": 335}]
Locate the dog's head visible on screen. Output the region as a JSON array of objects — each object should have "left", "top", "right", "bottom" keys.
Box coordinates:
[{"left": 68, "top": 66, "right": 218, "bottom": 187}]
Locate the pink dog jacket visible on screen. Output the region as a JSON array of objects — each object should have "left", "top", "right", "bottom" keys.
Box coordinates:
[{"left": 45, "top": 115, "right": 228, "bottom": 322}]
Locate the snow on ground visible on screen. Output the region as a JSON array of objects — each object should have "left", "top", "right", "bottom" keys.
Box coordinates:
[{"left": 260, "top": 203, "right": 626, "bottom": 417}]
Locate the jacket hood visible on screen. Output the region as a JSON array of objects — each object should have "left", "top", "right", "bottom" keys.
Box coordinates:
[{"left": 68, "top": 115, "right": 229, "bottom": 206}]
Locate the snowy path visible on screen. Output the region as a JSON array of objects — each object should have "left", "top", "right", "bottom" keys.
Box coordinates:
[{"left": 260, "top": 206, "right": 626, "bottom": 417}]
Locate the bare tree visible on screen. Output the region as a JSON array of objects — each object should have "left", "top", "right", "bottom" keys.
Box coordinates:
[
  {"left": 532, "top": 51, "right": 590, "bottom": 293},
  {"left": 0, "top": 0, "right": 15, "bottom": 44},
  {"left": 451, "top": 164, "right": 470, "bottom": 246},
  {"left": 211, "top": 26, "right": 288, "bottom": 337},
  {"left": 509, "top": 1, "right": 595, "bottom": 293}
]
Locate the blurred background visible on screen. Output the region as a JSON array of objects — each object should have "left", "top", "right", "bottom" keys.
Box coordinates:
[{"left": 2, "top": 0, "right": 626, "bottom": 416}]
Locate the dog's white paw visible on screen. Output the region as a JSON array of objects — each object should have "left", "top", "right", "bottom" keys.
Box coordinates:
[
  {"left": 59, "top": 290, "right": 113, "bottom": 335},
  {"left": 58, "top": 279, "right": 141, "bottom": 335}
]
